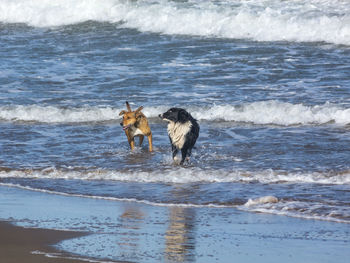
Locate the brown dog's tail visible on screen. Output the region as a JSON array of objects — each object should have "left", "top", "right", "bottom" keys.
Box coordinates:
[{"left": 126, "top": 101, "right": 132, "bottom": 112}]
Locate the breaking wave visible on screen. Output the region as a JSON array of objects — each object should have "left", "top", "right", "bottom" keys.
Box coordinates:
[
  {"left": 0, "top": 0, "right": 349, "bottom": 45},
  {"left": 1, "top": 101, "right": 349, "bottom": 126},
  {"left": 1, "top": 167, "right": 349, "bottom": 185}
]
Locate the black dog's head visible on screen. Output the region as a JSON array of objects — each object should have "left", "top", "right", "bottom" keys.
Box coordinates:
[{"left": 159, "top": 108, "right": 190, "bottom": 123}]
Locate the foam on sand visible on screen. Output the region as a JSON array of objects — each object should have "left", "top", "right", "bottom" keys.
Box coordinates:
[
  {"left": 244, "top": 195, "right": 279, "bottom": 207},
  {"left": 241, "top": 198, "right": 350, "bottom": 224}
]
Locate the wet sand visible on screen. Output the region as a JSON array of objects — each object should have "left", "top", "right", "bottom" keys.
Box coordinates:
[
  {"left": 1, "top": 185, "right": 349, "bottom": 263},
  {"left": 0, "top": 221, "right": 90, "bottom": 263}
]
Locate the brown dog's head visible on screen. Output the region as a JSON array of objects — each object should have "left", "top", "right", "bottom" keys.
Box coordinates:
[{"left": 119, "top": 102, "right": 144, "bottom": 130}]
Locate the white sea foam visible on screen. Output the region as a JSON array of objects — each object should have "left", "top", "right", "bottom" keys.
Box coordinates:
[
  {"left": 0, "top": 0, "right": 349, "bottom": 45},
  {"left": 1, "top": 101, "right": 349, "bottom": 126},
  {"left": 240, "top": 199, "right": 350, "bottom": 224},
  {"left": 1, "top": 167, "right": 349, "bottom": 185},
  {"left": 192, "top": 101, "right": 350, "bottom": 126},
  {"left": 31, "top": 251, "right": 114, "bottom": 263},
  {"left": 0, "top": 182, "right": 233, "bottom": 209},
  {"left": 244, "top": 195, "right": 279, "bottom": 207},
  {"left": 0, "top": 105, "right": 119, "bottom": 123}
]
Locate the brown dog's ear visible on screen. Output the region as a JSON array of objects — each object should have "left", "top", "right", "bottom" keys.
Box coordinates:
[
  {"left": 119, "top": 110, "right": 126, "bottom": 116},
  {"left": 126, "top": 101, "right": 132, "bottom": 112},
  {"left": 136, "top": 106, "right": 144, "bottom": 113}
]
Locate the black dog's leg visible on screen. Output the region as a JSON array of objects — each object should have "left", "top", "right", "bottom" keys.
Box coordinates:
[
  {"left": 172, "top": 145, "right": 178, "bottom": 160},
  {"left": 186, "top": 148, "right": 192, "bottom": 161},
  {"left": 180, "top": 147, "right": 188, "bottom": 165}
]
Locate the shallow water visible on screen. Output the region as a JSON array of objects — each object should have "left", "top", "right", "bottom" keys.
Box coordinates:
[{"left": 0, "top": 0, "right": 350, "bottom": 262}]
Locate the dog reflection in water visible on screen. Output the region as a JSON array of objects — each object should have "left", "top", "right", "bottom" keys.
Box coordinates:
[{"left": 165, "top": 207, "right": 196, "bottom": 262}]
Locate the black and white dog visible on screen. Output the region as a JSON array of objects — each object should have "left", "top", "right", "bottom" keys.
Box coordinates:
[{"left": 159, "top": 108, "right": 199, "bottom": 165}]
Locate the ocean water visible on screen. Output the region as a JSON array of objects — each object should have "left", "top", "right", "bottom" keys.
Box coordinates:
[{"left": 0, "top": 0, "right": 350, "bottom": 262}]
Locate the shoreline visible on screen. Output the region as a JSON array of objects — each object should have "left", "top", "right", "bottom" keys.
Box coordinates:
[
  {"left": 0, "top": 221, "right": 102, "bottom": 263},
  {"left": 1, "top": 184, "right": 349, "bottom": 263}
]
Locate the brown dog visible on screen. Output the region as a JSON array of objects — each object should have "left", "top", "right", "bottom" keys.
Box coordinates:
[{"left": 119, "top": 102, "right": 153, "bottom": 152}]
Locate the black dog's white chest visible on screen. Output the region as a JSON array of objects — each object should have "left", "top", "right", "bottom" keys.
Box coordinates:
[{"left": 167, "top": 121, "right": 192, "bottom": 149}]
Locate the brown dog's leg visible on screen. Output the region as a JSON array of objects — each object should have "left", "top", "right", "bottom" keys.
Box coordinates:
[
  {"left": 128, "top": 138, "right": 135, "bottom": 150},
  {"left": 139, "top": 135, "right": 144, "bottom": 147},
  {"left": 147, "top": 133, "right": 153, "bottom": 152}
]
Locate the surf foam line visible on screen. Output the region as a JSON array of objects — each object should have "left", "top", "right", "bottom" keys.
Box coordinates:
[
  {"left": 2, "top": 182, "right": 348, "bottom": 224},
  {"left": 0, "top": 0, "right": 349, "bottom": 45},
  {"left": 1, "top": 167, "right": 349, "bottom": 185},
  {"left": 1, "top": 101, "right": 349, "bottom": 126},
  {"left": 0, "top": 182, "right": 235, "bottom": 209},
  {"left": 31, "top": 251, "right": 116, "bottom": 263},
  {"left": 240, "top": 199, "right": 350, "bottom": 224}
]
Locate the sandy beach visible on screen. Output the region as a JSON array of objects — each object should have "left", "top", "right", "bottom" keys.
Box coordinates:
[{"left": 0, "top": 221, "right": 90, "bottom": 263}]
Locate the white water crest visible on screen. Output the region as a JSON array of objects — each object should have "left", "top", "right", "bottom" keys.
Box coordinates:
[
  {"left": 192, "top": 101, "right": 350, "bottom": 126},
  {"left": 1, "top": 167, "right": 349, "bottom": 185},
  {"left": 0, "top": 105, "right": 119, "bottom": 123},
  {"left": 1, "top": 101, "right": 349, "bottom": 126},
  {"left": 0, "top": 0, "right": 349, "bottom": 45}
]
